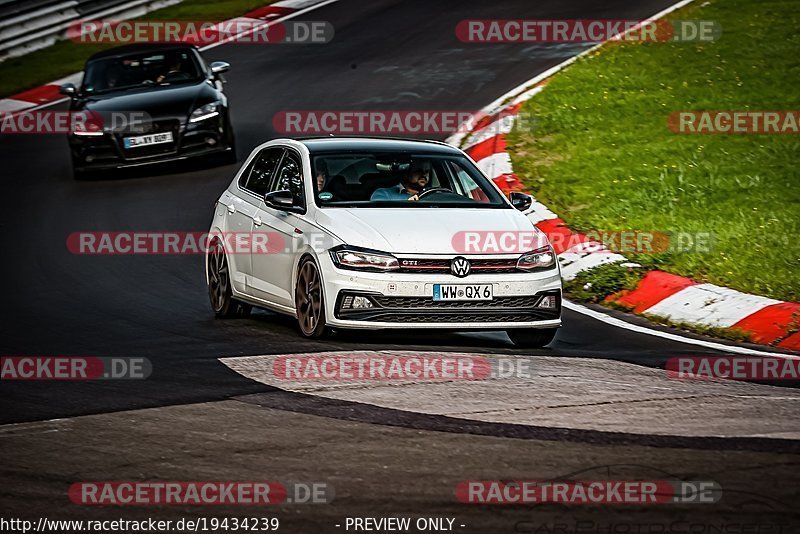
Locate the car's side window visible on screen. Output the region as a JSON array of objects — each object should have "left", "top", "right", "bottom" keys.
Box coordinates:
[
  {"left": 270, "top": 150, "right": 304, "bottom": 206},
  {"left": 241, "top": 147, "right": 285, "bottom": 197}
]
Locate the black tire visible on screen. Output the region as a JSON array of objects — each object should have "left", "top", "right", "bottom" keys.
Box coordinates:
[
  {"left": 207, "top": 238, "right": 251, "bottom": 318},
  {"left": 507, "top": 328, "right": 558, "bottom": 348},
  {"left": 295, "top": 256, "right": 328, "bottom": 338}
]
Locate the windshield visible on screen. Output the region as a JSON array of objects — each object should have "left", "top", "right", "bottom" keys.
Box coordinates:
[
  {"left": 82, "top": 49, "right": 203, "bottom": 94},
  {"left": 311, "top": 152, "right": 509, "bottom": 208}
]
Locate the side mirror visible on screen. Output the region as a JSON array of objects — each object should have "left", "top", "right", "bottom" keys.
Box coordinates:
[
  {"left": 209, "top": 61, "right": 230, "bottom": 75},
  {"left": 60, "top": 83, "right": 77, "bottom": 97},
  {"left": 265, "top": 189, "right": 296, "bottom": 211},
  {"left": 509, "top": 191, "right": 533, "bottom": 212}
]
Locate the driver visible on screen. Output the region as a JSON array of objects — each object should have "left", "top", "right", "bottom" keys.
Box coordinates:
[
  {"left": 370, "top": 162, "right": 429, "bottom": 201},
  {"left": 156, "top": 59, "right": 184, "bottom": 83}
]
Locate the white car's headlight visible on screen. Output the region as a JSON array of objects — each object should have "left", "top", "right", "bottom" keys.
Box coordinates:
[
  {"left": 189, "top": 102, "right": 220, "bottom": 123},
  {"left": 330, "top": 246, "right": 400, "bottom": 272},
  {"left": 517, "top": 245, "right": 556, "bottom": 271}
]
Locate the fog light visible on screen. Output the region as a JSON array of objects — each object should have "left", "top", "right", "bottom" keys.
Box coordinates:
[
  {"left": 537, "top": 295, "right": 557, "bottom": 309},
  {"left": 352, "top": 296, "right": 373, "bottom": 309},
  {"left": 341, "top": 295, "right": 354, "bottom": 309}
]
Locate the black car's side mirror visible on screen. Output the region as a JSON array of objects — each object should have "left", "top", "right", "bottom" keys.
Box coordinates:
[
  {"left": 265, "top": 190, "right": 299, "bottom": 212},
  {"left": 59, "top": 83, "right": 77, "bottom": 97},
  {"left": 509, "top": 191, "right": 533, "bottom": 212},
  {"left": 209, "top": 61, "right": 230, "bottom": 75}
]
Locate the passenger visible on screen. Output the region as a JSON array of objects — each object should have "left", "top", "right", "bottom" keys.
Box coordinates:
[{"left": 315, "top": 160, "right": 329, "bottom": 191}]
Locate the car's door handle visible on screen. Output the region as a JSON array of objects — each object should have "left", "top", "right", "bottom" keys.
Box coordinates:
[
  {"left": 252, "top": 216, "right": 262, "bottom": 226},
  {"left": 226, "top": 204, "right": 235, "bottom": 214}
]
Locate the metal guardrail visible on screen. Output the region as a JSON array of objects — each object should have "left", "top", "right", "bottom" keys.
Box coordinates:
[{"left": 0, "top": 0, "right": 184, "bottom": 62}]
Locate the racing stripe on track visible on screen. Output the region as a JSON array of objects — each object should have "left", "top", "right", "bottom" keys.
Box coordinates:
[
  {"left": 779, "top": 332, "right": 800, "bottom": 350},
  {"left": 732, "top": 303, "right": 800, "bottom": 346},
  {"left": 644, "top": 285, "right": 781, "bottom": 329},
  {"left": 613, "top": 271, "right": 696, "bottom": 313}
]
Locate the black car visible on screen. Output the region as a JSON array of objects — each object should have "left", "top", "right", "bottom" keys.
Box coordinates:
[{"left": 61, "top": 43, "right": 236, "bottom": 179}]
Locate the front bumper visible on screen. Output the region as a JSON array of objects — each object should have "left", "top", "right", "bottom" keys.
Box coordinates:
[
  {"left": 69, "top": 115, "right": 231, "bottom": 170},
  {"left": 318, "top": 253, "right": 562, "bottom": 330}
]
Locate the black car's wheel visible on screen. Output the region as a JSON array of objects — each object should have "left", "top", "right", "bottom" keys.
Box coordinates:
[
  {"left": 207, "top": 239, "right": 251, "bottom": 318},
  {"left": 507, "top": 328, "right": 558, "bottom": 348},
  {"left": 295, "top": 257, "right": 328, "bottom": 338}
]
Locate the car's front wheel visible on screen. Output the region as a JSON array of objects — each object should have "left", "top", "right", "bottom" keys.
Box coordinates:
[
  {"left": 207, "top": 238, "right": 251, "bottom": 318},
  {"left": 295, "top": 256, "right": 328, "bottom": 338},
  {"left": 507, "top": 328, "right": 558, "bottom": 348}
]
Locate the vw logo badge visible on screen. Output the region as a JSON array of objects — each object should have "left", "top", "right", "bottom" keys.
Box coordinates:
[{"left": 451, "top": 257, "right": 471, "bottom": 278}]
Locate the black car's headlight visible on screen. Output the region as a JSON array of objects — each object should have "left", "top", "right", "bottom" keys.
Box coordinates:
[
  {"left": 189, "top": 102, "right": 220, "bottom": 123},
  {"left": 330, "top": 246, "right": 399, "bottom": 272},
  {"left": 517, "top": 245, "right": 557, "bottom": 271}
]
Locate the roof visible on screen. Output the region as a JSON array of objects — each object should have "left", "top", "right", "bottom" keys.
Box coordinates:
[
  {"left": 87, "top": 43, "right": 199, "bottom": 62},
  {"left": 299, "top": 137, "right": 462, "bottom": 155}
]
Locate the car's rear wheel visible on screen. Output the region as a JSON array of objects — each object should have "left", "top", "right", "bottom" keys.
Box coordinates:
[
  {"left": 295, "top": 257, "right": 328, "bottom": 338},
  {"left": 207, "top": 239, "right": 251, "bottom": 318},
  {"left": 507, "top": 328, "right": 558, "bottom": 348}
]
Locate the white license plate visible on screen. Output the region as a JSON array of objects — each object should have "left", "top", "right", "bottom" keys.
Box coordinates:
[
  {"left": 433, "top": 284, "right": 493, "bottom": 301},
  {"left": 123, "top": 131, "right": 173, "bottom": 149}
]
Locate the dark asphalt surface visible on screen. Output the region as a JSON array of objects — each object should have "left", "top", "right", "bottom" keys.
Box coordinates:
[{"left": 0, "top": 0, "right": 790, "bottom": 426}]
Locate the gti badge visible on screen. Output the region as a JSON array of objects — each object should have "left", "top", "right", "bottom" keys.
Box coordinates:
[{"left": 451, "top": 257, "right": 471, "bottom": 278}]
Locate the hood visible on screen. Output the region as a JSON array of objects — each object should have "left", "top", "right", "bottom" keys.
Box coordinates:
[
  {"left": 315, "top": 207, "right": 547, "bottom": 255},
  {"left": 77, "top": 81, "right": 214, "bottom": 118}
]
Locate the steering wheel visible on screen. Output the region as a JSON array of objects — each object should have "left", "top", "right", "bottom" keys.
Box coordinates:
[{"left": 417, "top": 187, "right": 453, "bottom": 199}]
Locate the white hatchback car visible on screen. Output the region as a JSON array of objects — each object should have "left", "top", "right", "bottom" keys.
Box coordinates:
[{"left": 207, "top": 137, "right": 562, "bottom": 347}]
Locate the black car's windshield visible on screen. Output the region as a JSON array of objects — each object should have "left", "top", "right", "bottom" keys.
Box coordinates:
[
  {"left": 312, "top": 152, "right": 509, "bottom": 208},
  {"left": 82, "top": 49, "right": 203, "bottom": 94}
]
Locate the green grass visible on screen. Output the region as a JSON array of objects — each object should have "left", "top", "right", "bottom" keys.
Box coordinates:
[
  {"left": 0, "top": 0, "right": 276, "bottom": 98},
  {"left": 563, "top": 262, "right": 646, "bottom": 303},
  {"left": 508, "top": 0, "right": 800, "bottom": 303}
]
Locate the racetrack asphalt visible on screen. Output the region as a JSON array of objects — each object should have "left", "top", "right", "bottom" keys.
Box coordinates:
[{"left": 3, "top": 0, "right": 793, "bottom": 424}]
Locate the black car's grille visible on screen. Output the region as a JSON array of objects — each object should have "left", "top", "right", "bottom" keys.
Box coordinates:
[
  {"left": 398, "top": 257, "right": 519, "bottom": 274},
  {"left": 372, "top": 295, "right": 541, "bottom": 309}
]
